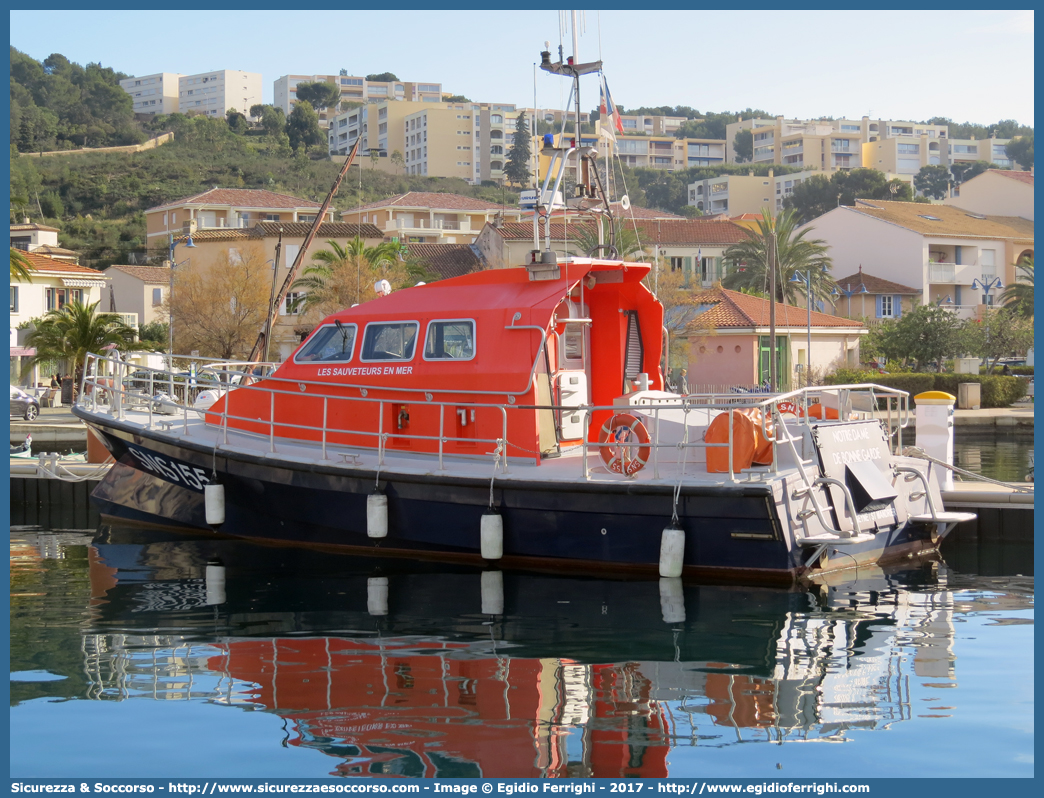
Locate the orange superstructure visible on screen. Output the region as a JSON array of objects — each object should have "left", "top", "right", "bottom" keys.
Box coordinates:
[{"left": 207, "top": 261, "right": 664, "bottom": 463}]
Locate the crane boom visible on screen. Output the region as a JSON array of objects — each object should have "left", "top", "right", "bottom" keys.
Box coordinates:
[{"left": 247, "top": 137, "right": 362, "bottom": 364}]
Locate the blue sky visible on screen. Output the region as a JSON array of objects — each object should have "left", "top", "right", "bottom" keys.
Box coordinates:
[{"left": 9, "top": 9, "right": 1034, "bottom": 126}]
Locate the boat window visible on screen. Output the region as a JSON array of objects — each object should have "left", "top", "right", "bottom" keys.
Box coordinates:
[
  {"left": 423, "top": 320, "right": 475, "bottom": 361},
  {"left": 293, "top": 322, "right": 357, "bottom": 364},
  {"left": 360, "top": 322, "right": 419, "bottom": 361}
]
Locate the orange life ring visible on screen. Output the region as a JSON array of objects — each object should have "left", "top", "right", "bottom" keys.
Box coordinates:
[
  {"left": 775, "top": 400, "right": 803, "bottom": 417},
  {"left": 598, "top": 413, "right": 651, "bottom": 476}
]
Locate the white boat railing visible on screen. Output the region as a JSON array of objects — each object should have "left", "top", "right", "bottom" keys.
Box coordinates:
[{"left": 79, "top": 352, "right": 911, "bottom": 483}]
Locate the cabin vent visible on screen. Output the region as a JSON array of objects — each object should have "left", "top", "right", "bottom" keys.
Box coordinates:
[{"left": 622, "top": 311, "right": 643, "bottom": 392}]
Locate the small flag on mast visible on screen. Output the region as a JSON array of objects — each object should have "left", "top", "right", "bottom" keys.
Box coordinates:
[{"left": 599, "top": 74, "right": 624, "bottom": 141}]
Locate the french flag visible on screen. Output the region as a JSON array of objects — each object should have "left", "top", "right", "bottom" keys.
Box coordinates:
[{"left": 599, "top": 75, "right": 624, "bottom": 138}]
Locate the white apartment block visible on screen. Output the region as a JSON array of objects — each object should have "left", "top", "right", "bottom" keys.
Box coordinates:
[
  {"left": 275, "top": 73, "right": 442, "bottom": 126},
  {"left": 179, "top": 70, "right": 262, "bottom": 119},
  {"left": 119, "top": 72, "right": 182, "bottom": 115}
]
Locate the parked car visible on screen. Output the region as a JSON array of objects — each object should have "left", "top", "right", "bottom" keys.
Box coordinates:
[{"left": 10, "top": 385, "right": 40, "bottom": 421}]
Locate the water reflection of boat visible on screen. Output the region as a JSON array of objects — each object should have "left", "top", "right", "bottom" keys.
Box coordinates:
[{"left": 54, "top": 527, "right": 971, "bottom": 773}]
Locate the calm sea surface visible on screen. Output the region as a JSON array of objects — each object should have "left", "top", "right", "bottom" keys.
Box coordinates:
[{"left": 9, "top": 524, "right": 1033, "bottom": 779}]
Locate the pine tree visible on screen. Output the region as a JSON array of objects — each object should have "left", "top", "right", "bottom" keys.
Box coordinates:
[{"left": 505, "top": 112, "right": 532, "bottom": 186}]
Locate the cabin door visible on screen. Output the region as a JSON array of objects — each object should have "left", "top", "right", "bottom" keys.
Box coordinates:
[{"left": 552, "top": 300, "right": 591, "bottom": 442}]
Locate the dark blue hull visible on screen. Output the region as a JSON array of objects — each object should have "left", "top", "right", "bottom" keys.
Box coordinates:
[{"left": 83, "top": 418, "right": 944, "bottom": 585}]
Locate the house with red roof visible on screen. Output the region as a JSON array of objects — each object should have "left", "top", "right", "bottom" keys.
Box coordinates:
[
  {"left": 685, "top": 288, "right": 866, "bottom": 391},
  {"left": 943, "top": 169, "right": 1034, "bottom": 221},
  {"left": 106, "top": 265, "right": 172, "bottom": 327},
  {"left": 474, "top": 217, "right": 749, "bottom": 280},
  {"left": 341, "top": 192, "right": 524, "bottom": 245},
  {"left": 145, "top": 188, "right": 337, "bottom": 248},
  {"left": 827, "top": 266, "right": 921, "bottom": 323},
  {"left": 10, "top": 252, "right": 113, "bottom": 386}
]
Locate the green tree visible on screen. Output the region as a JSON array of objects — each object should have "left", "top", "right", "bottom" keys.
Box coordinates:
[
  {"left": 964, "top": 307, "right": 1035, "bottom": 371},
  {"left": 292, "top": 238, "right": 404, "bottom": 318},
  {"left": 390, "top": 150, "right": 405, "bottom": 174},
  {"left": 249, "top": 103, "right": 265, "bottom": 121},
  {"left": 1005, "top": 134, "right": 1033, "bottom": 170},
  {"left": 875, "top": 303, "right": 962, "bottom": 371},
  {"left": 137, "top": 320, "right": 169, "bottom": 347},
  {"left": 999, "top": 257, "right": 1033, "bottom": 318},
  {"left": 260, "top": 105, "right": 286, "bottom": 137},
  {"left": 950, "top": 160, "right": 993, "bottom": 185},
  {"left": 732, "top": 128, "right": 753, "bottom": 163},
  {"left": 294, "top": 81, "right": 341, "bottom": 111},
  {"left": 784, "top": 174, "right": 837, "bottom": 223},
  {"left": 365, "top": 72, "right": 398, "bottom": 82},
  {"left": 504, "top": 112, "right": 532, "bottom": 186},
  {"left": 785, "top": 168, "right": 913, "bottom": 224},
  {"left": 225, "top": 108, "right": 249, "bottom": 135},
  {"left": 914, "top": 164, "right": 952, "bottom": 199},
  {"left": 23, "top": 300, "right": 149, "bottom": 388},
  {"left": 722, "top": 209, "right": 833, "bottom": 304},
  {"left": 286, "top": 100, "right": 323, "bottom": 153},
  {"left": 369, "top": 147, "right": 381, "bottom": 169},
  {"left": 442, "top": 94, "right": 471, "bottom": 103}
]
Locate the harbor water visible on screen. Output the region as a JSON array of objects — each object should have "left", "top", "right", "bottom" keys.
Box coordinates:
[{"left": 9, "top": 523, "right": 1033, "bottom": 779}]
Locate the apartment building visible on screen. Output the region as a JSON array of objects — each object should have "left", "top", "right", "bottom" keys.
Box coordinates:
[
  {"left": 615, "top": 113, "right": 688, "bottom": 136},
  {"left": 106, "top": 265, "right": 172, "bottom": 327},
  {"left": 728, "top": 117, "right": 952, "bottom": 172},
  {"left": 686, "top": 169, "right": 822, "bottom": 216},
  {"left": 809, "top": 200, "right": 1034, "bottom": 319},
  {"left": 341, "top": 192, "right": 522, "bottom": 246},
  {"left": 329, "top": 99, "right": 530, "bottom": 184},
  {"left": 275, "top": 73, "right": 442, "bottom": 125},
  {"left": 178, "top": 70, "right": 262, "bottom": 119},
  {"left": 947, "top": 137, "right": 1014, "bottom": 168},
  {"left": 145, "top": 188, "right": 335, "bottom": 248},
  {"left": 606, "top": 126, "right": 726, "bottom": 171},
  {"left": 119, "top": 72, "right": 182, "bottom": 115}
]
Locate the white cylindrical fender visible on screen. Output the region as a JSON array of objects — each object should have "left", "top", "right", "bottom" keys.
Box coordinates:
[
  {"left": 659, "top": 576, "right": 686, "bottom": 624},
  {"left": 659, "top": 525, "right": 685, "bottom": 578},
  {"left": 367, "top": 576, "right": 389, "bottom": 616},
  {"left": 367, "top": 493, "right": 388, "bottom": 538},
  {"left": 205, "top": 561, "right": 226, "bottom": 606},
  {"left": 204, "top": 483, "right": 225, "bottom": 526},
  {"left": 480, "top": 512, "right": 503, "bottom": 560},
  {"left": 481, "top": 570, "right": 504, "bottom": 615}
]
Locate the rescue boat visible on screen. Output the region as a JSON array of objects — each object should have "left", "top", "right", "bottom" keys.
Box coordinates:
[{"left": 73, "top": 252, "right": 973, "bottom": 584}]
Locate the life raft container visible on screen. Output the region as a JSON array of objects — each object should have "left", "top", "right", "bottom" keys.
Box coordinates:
[
  {"left": 703, "top": 408, "right": 775, "bottom": 473},
  {"left": 598, "top": 413, "right": 651, "bottom": 476}
]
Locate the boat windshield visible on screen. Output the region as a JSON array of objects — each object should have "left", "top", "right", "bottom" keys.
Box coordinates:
[
  {"left": 360, "top": 322, "right": 418, "bottom": 361},
  {"left": 294, "top": 323, "right": 358, "bottom": 363}
]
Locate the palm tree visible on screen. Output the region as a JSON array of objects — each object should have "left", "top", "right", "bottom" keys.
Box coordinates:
[
  {"left": 1000, "top": 257, "right": 1033, "bottom": 318},
  {"left": 292, "top": 237, "right": 406, "bottom": 317},
  {"left": 23, "top": 300, "right": 150, "bottom": 392},
  {"left": 10, "top": 248, "right": 33, "bottom": 282},
  {"left": 722, "top": 209, "right": 833, "bottom": 305},
  {"left": 568, "top": 217, "right": 644, "bottom": 260}
]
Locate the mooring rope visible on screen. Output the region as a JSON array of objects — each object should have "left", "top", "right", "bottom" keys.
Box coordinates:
[{"left": 901, "top": 446, "right": 1033, "bottom": 493}]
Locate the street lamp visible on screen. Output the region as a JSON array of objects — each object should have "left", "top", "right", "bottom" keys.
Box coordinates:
[
  {"left": 830, "top": 282, "right": 869, "bottom": 318},
  {"left": 167, "top": 232, "right": 196, "bottom": 395},
  {"left": 970, "top": 276, "right": 1003, "bottom": 307}
]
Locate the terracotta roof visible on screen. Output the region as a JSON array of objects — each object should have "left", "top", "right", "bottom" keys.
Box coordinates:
[
  {"left": 150, "top": 188, "right": 323, "bottom": 212},
  {"left": 988, "top": 170, "right": 1034, "bottom": 187},
  {"left": 177, "top": 229, "right": 253, "bottom": 242},
  {"left": 250, "top": 222, "right": 384, "bottom": 239},
  {"left": 107, "top": 265, "right": 171, "bottom": 284},
  {"left": 20, "top": 251, "right": 107, "bottom": 277},
  {"left": 848, "top": 200, "right": 1034, "bottom": 239},
  {"left": 10, "top": 223, "right": 60, "bottom": 232},
  {"left": 405, "top": 244, "right": 483, "bottom": 280},
  {"left": 690, "top": 288, "right": 864, "bottom": 330},
  {"left": 832, "top": 270, "right": 920, "bottom": 295},
  {"left": 345, "top": 191, "right": 518, "bottom": 214},
  {"left": 632, "top": 219, "right": 750, "bottom": 245}
]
